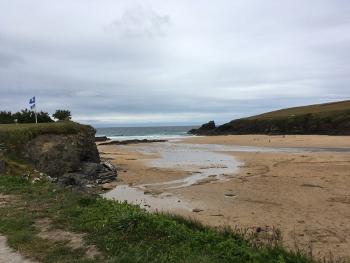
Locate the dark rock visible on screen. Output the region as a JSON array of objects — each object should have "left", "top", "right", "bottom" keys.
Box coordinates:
[
  {"left": 0, "top": 159, "right": 5, "bottom": 175},
  {"left": 57, "top": 160, "right": 118, "bottom": 189},
  {"left": 80, "top": 162, "right": 102, "bottom": 176},
  {"left": 102, "top": 161, "right": 117, "bottom": 173},
  {"left": 58, "top": 173, "right": 90, "bottom": 187},
  {"left": 21, "top": 126, "right": 100, "bottom": 178},
  {"left": 13, "top": 124, "right": 120, "bottom": 191},
  {"left": 188, "top": 121, "right": 216, "bottom": 135},
  {"left": 99, "top": 139, "right": 167, "bottom": 146},
  {"left": 95, "top": 136, "right": 110, "bottom": 142}
]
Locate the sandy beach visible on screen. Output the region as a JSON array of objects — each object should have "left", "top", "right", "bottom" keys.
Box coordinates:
[{"left": 98, "top": 135, "right": 350, "bottom": 260}]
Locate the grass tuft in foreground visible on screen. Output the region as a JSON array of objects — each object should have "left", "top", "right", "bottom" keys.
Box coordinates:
[{"left": 0, "top": 170, "right": 316, "bottom": 263}]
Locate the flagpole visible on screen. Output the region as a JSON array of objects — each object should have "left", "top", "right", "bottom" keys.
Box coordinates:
[
  {"left": 29, "top": 96, "right": 37, "bottom": 124},
  {"left": 35, "top": 97, "right": 37, "bottom": 124}
]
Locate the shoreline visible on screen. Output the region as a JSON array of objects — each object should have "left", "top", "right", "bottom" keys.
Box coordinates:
[
  {"left": 98, "top": 134, "right": 350, "bottom": 259},
  {"left": 183, "top": 134, "right": 350, "bottom": 148}
]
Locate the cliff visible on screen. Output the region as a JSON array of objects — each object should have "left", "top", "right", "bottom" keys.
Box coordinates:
[
  {"left": 189, "top": 100, "right": 350, "bottom": 135},
  {"left": 0, "top": 122, "right": 117, "bottom": 190}
]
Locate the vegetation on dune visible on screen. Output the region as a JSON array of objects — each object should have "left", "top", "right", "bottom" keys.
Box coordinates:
[
  {"left": 0, "top": 167, "right": 315, "bottom": 263},
  {"left": 190, "top": 100, "right": 350, "bottom": 135},
  {"left": 0, "top": 122, "right": 90, "bottom": 153}
]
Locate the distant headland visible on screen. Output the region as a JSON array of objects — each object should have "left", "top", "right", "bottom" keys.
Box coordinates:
[{"left": 189, "top": 100, "right": 350, "bottom": 135}]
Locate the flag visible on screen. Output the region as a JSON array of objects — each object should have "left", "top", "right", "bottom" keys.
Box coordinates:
[
  {"left": 29, "top": 96, "right": 35, "bottom": 104},
  {"left": 30, "top": 104, "right": 36, "bottom": 110}
]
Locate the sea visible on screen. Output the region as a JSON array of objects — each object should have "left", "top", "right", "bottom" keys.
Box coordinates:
[{"left": 95, "top": 126, "right": 198, "bottom": 141}]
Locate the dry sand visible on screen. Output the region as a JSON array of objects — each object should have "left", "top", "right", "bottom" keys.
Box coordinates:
[{"left": 98, "top": 135, "right": 350, "bottom": 260}]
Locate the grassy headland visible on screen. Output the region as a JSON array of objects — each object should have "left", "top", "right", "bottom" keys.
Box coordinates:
[
  {"left": 190, "top": 100, "right": 350, "bottom": 135},
  {"left": 0, "top": 122, "right": 89, "bottom": 153}
]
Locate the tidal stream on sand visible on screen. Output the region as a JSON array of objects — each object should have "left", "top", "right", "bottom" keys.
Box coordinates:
[{"left": 103, "top": 141, "right": 350, "bottom": 212}]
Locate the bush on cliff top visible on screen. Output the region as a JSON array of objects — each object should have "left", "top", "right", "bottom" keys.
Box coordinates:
[{"left": 0, "top": 121, "right": 90, "bottom": 153}]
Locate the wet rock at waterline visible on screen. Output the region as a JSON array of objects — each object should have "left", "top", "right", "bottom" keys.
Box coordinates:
[
  {"left": 57, "top": 161, "right": 118, "bottom": 190},
  {"left": 99, "top": 139, "right": 167, "bottom": 146},
  {"left": 95, "top": 136, "right": 110, "bottom": 142}
]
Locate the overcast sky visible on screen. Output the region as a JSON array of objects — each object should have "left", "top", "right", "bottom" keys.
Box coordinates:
[{"left": 0, "top": 0, "right": 349, "bottom": 126}]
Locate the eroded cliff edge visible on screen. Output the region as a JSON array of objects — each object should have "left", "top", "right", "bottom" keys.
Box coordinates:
[{"left": 0, "top": 122, "right": 117, "bottom": 191}]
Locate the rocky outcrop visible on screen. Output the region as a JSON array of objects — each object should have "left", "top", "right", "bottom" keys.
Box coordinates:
[
  {"left": 95, "top": 136, "right": 110, "bottom": 142},
  {"left": 57, "top": 161, "right": 117, "bottom": 189},
  {"left": 20, "top": 125, "right": 117, "bottom": 190},
  {"left": 22, "top": 126, "right": 100, "bottom": 177},
  {"left": 189, "top": 101, "right": 350, "bottom": 136},
  {"left": 188, "top": 121, "right": 216, "bottom": 135},
  {"left": 99, "top": 139, "right": 167, "bottom": 146}
]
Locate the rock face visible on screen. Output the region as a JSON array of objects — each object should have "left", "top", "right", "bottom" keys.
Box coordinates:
[
  {"left": 21, "top": 126, "right": 117, "bottom": 190},
  {"left": 188, "top": 121, "right": 216, "bottom": 135},
  {"left": 22, "top": 126, "right": 100, "bottom": 177},
  {"left": 57, "top": 161, "right": 117, "bottom": 188}
]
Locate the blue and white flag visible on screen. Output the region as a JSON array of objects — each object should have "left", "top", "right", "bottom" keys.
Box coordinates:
[{"left": 29, "top": 96, "right": 35, "bottom": 104}]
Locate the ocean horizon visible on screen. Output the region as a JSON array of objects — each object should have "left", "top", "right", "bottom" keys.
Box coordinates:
[{"left": 95, "top": 125, "right": 198, "bottom": 141}]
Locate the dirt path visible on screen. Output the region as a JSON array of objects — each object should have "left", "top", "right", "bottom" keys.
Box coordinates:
[{"left": 0, "top": 235, "right": 36, "bottom": 263}]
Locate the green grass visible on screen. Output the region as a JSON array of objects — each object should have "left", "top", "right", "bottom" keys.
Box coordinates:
[
  {"left": 0, "top": 122, "right": 90, "bottom": 153},
  {"left": 210, "top": 100, "right": 350, "bottom": 135},
  {"left": 248, "top": 100, "right": 350, "bottom": 120},
  {"left": 0, "top": 168, "right": 315, "bottom": 263}
]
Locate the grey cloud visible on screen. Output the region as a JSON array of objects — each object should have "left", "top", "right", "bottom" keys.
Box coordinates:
[
  {"left": 0, "top": 0, "right": 349, "bottom": 126},
  {"left": 109, "top": 6, "right": 170, "bottom": 38},
  {"left": 0, "top": 52, "right": 22, "bottom": 68}
]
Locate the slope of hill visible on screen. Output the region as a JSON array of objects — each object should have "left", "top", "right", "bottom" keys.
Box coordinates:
[{"left": 189, "top": 100, "right": 350, "bottom": 135}]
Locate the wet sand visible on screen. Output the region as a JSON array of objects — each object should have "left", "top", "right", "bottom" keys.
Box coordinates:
[
  {"left": 98, "top": 135, "right": 350, "bottom": 260},
  {"left": 184, "top": 134, "right": 350, "bottom": 148}
]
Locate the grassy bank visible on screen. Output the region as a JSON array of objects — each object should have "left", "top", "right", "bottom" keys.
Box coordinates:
[
  {"left": 0, "top": 166, "right": 315, "bottom": 263},
  {"left": 191, "top": 100, "right": 350, "bottom": 135},
  {"left": 0, "top": 122, "right": 90, "bottom": 153}
]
